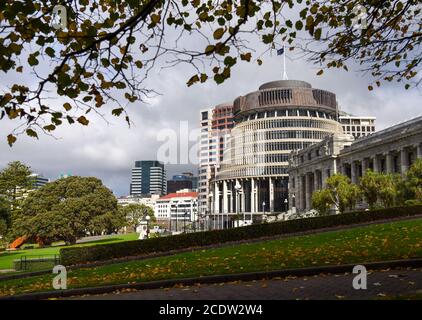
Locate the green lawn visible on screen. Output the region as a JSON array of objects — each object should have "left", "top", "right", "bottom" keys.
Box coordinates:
[
  {"left": 0, "top": 233, "right": 138, "bottom": 270},
  {"left": 0, "top": 218, "right": 421, "bottom": 296}
]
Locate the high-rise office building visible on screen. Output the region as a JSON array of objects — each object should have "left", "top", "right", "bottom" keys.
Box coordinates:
[
  {"left": 130, "top": 160, "right": 166, "bottom": 196},
  {"left": 29, "top": 173, "right": 49, "bottom": 189},
  {"left": 339, "top": 111, "right": 376, "bottom": 138},
  {"left": 167, "top": 172, "right": 198, "bottom": 194},
  {"left": 198, "top": 103, "right": 234, "bottom": 214}
]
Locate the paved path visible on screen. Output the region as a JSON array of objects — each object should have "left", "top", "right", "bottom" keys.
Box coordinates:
[{"left": 72, "top": 267, "right": 422, "bottom": 300}]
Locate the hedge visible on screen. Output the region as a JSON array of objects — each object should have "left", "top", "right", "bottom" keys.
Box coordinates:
[{"left": 60, "top": 205, "right": 422, "bottom": 266}]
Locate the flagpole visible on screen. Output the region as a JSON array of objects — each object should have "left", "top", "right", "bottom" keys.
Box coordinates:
[{"left": 282, "top": 43, "right": 288, "bottom": 80}]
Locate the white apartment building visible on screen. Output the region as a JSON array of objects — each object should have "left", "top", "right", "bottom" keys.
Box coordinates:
[
  {"left": 339, "top": 112, "right": 376, "bottom": 139},
  {"left": 154, "top": 190, "right": 198, "bottom": 232},
  {"left": 117, "top": 194, "right": 160, "bottom": 209}
]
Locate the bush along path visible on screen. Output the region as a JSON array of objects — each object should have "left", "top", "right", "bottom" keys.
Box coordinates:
[
  {"left": 60, "top": 205, "right": 422, "bottom": 266},
  {"left": 0, "top": 218, "right": 421, "bottom": 297}
]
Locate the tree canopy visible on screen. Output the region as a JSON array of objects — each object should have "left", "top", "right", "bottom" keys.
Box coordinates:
[
  {"left": 0, "top": 196, "right": 11, "bottom": 238},
  {"left": 13, "top": 176, "right": 119, "bottom": 244},
  {"left": 0, "top": 161, "right": 33, "bottom": 202},
  {"left": 1, "top": 0, "right": 420, "bottom": 144},
  {"left": 120, "top": 203, "right": 156, "bottom": 231},
  {"left": 323, "top": 174, "right": 360, "bottom": 214}
]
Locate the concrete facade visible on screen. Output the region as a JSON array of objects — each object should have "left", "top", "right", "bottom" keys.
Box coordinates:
[
  {"left": 211, "top": 80, "right": 343, "bottom": 228},
  {"left": 338, "top": 112, "right": 376, "bottom": 139},
  {"left": 198, "top": 104, "right": 234, "bottom": 215},
  {"left": 289, "top": 116, "right": 422, "bottom": 213}
]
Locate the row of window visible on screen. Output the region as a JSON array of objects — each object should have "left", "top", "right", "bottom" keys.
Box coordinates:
[
  {"left": 229, "top": 129, "right": 333, "bottom": 144},
  {"left": 223, "top": 154, "right": 290, "bottom": 166},
  {"left": 227, "top": 141, "right": 314, "bottom": 154},
  {"left": 343, "top": 126, "right": 375, "bottom": 132},
  {"left": 218, "top": 166, "right": 289, "bottom": 179},
  {"left": 238, "top": 118, "right": 338, "bottom": 131},
  {"left": 264, "top": 130, "right": 332, "bottom": 140},
  {"left": 237, "top": 109, "right": 336, "bottom": 123}
]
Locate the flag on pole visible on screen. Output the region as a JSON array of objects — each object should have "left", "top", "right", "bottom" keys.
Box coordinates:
[{"left": 277, "top": 48, "right": 284, "bottom": 56}]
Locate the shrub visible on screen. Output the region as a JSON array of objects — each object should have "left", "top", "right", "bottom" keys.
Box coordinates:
[
  {"left": 312, "top": 189, "right": 332, "bottom": 216},
  {"left": 60, "top": 205, "right": 422, "bottom": 266}
]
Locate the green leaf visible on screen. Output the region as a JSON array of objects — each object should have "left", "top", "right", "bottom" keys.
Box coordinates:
[
  {"left": 28, "top": 54, "right": 39, "bottom": 66},
  {"left": 112, "top": 108, "right": 124, "bottom": 116},
  {"left": 213, "top": 28, "right": 225, "bottom": 40},
  {"left": 26, "top": 129, "right": 38, "bottom": 139},
  {"left": 314, "top": 28, "right": 322, "bottom": 40},
  {"left": 45, "top": 47, "right": 55, "bottom": 58},
  {"left": 187, "top": 74, "right": 199, "bottom": 87},
  {"left": 7, "top": 134, "right": 16, "bottom": 146},
  {"left": 77, "top": 116, "right": 89, "bottom": 125},
  {"left": 43, "top": 124, "right": 56, "bottom": 132},
  {"left": 240, "top": 52, "right": 252, "bottom": 62},
  {"left": 223, "top": 56, "right": 237, "bottom": 67},
  {"left": 204, "top": 45, "right": 215, "bottom": 55}
]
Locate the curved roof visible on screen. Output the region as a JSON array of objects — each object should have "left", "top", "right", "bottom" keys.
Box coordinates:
[
  {"left": 233, "top": 79, "right": 337, "bottom": 116},
  {"left": 259, "top": 80, "right": 312, "bottom": 90}
]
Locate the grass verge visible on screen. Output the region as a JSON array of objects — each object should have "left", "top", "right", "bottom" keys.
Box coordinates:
[
  {"left": 0, "top": 233, "right": 138, "bottom": 270},
  {"left": 0, "top": 218, "right": 421, "bottom": 297}
]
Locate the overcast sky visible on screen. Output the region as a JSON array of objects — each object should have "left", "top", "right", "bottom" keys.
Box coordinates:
[{"left": 1, "top": 30, "right": 421, "bottom": 196}]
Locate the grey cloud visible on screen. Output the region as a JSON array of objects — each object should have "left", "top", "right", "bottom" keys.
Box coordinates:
[{"left": 1, "top": 37, "right": 421, "bottom": 196}]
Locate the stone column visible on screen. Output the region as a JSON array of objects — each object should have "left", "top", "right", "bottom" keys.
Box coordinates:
[
  {"left": 401, "top": 148, "right": 409, "bottom": 175},
  {"left": 373, "top": 155, "right": 380, "bottom": 173},
  {"left": 230, "top": 181, "right": 235, "bottom": 213},
  {"left": 351, "top": 161, "right": 357, "bottom": 184},
  {"left": 321, "top": 169, "right": 328, "bottom": 189},
  {"left": 214, "top": 182, "right": 220, "bottom": 214},
  {"left": 296, "top": 175, "right": 302, "bottom": 211},
  {"left": 305, "top": 173, "right": 312, "bottom": 212},
  {"left": 269, "top": 178, "right": 274, "bottom": 213},
  {"left": 251, "top": 178, "right": 256, "bottom": 214},
  {"left": 240, "top": 180, "right": 246, "bottom": 212},
  {"left": 223, "top": 180, "right": 228, "bottom": 214},
  {"left": 332, "top": 159, "right": 338, "bottom": 175},
  {"left": 314, "top": 171, "right": 320, "bottom": 191},
  {"left": 417, "top": 144, "right": 422, "bottom": 159},
  {"left": 386, "top": 152, "right": 393, "bottom": 173},
  {"left": 362, "top": 158, "right": 368, "bottom": 174}
]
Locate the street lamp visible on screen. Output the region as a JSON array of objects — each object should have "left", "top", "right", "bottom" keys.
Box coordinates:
[
  {"left": 262, "top": 201, "right": 266, "bottom": 215},
  {"left": 284, "top": 198, "right": 288, "bottom": 212},
  {"left": 145, "top": 215, "right": 151, "bottom": 239},
  {"left": 234, "top": 181, "right": 242, "bottom": 228}
]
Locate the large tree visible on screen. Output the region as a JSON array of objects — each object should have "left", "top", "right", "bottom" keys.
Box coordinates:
[
  {"left": 0, "top": 196, "right": 11, "bottom": 239},
  {"left": 1, "top": 0, "right": 420, "bottom": 145},
  {"left": 13, "top": 176, "right": 119, "bottom": 245},
  {"left": 324, "top": 174, "right": 360, "bottom": 213},
  {"left": 359, "top": 170, "right": 400, "bottom": 209},
  {"left": 399, "top": 158, "right": 422, "bottom": 205},
  {"left": 120, "top": 203, "right": 156, "bottom": 231},
  {"left": 0, "top": 161, "right": 33, "bottom": 203}
]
